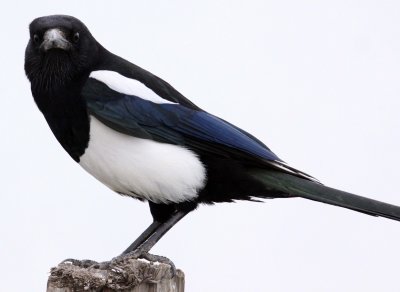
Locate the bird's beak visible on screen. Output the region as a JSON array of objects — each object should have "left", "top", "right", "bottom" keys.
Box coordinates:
[{"left": 40, "top": 28, "right": 71, "bottom": 52}]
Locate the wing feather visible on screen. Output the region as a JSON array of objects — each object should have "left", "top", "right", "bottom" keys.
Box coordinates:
[{"left": 83, "top": 76, "right": 316, "bottom": 181}]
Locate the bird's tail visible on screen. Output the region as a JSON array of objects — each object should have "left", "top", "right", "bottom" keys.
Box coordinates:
[{"left": 250, "top": 169, "right": 400, "bottom": 222}]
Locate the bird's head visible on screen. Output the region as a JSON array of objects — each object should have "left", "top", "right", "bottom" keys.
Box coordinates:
[{"left": 25, "top": 15, "right": 100, "bottom": 92}]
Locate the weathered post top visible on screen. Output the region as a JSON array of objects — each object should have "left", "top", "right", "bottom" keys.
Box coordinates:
[{"left": 47, "top": 257, "right": 184, "bottom": 292}]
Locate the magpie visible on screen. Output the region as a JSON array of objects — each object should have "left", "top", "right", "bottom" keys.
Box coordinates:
[{"left": 25, "top": 15, "right": 400, "bottom": 267}]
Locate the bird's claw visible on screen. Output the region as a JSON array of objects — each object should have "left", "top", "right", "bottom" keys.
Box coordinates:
[
  {"left": 59, "top": 252, "right": 176, "bottom": 277},
  {"left": 110, "top": 251, "right": 176, "bottom": 277},
  {"left": 61, "top": 258, "right": 99, "bottom": 268},
  {"left": 139, "top": 252, "right": 176, "bottom": 276}
]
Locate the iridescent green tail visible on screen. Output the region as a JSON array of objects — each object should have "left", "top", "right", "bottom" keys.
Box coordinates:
[{"left": 251, "top": 169, "right": 400, "bottom": 221}]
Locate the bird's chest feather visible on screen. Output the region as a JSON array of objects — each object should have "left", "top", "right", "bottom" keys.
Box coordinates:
[
  {"left": 34, "top": 88, "right": 90, "bottom": 162},
  {"left": 79, "top": 115, "right": 207, "bottom": 203}
]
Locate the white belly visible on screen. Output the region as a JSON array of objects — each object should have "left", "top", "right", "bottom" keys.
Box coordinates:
[{"left": 79, "top": 116, "right": 206, "bottom": 203}]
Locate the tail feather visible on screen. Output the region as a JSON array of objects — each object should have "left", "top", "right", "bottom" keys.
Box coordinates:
[{"left": 251, "top": 170, "right": 400, "bottom": 222}]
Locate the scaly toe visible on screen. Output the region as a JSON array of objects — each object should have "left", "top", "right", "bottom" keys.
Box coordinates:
[
  {"left": 61, "top": 258, "right": 99, "bottom": 268},
  {"left": 111, "top": 250, "right": 177, "bottom": 276},
  {"left": 140, "top": 252, "right": 176, "bottom": 277}
]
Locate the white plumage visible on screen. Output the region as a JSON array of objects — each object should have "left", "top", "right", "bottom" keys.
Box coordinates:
[
  {"left": 79, "top": 115, "right": 206, "bottom": 203},
  {"left": 89, "top": 70, "right": 175, "bottom": 104},
  {"left": 81, "top": 70, "right": 206, "bottom": 203}
]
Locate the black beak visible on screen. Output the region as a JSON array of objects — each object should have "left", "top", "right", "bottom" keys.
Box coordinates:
[{"left": 40, "top": 29, "right": 71, "bottom": 52}]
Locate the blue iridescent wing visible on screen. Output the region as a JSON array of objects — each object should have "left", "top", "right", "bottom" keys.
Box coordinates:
[{"left": 82, "top": 78, "right": 282, "bottom": 164}]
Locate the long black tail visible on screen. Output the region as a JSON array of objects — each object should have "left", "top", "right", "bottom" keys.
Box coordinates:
[{"left": 251, "top": 169, "right": 400, "bottom": 221}]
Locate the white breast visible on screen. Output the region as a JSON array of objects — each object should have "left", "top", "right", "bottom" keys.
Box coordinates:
[{"left": 79, "top": 116, "right": 206, "bottom": 204}]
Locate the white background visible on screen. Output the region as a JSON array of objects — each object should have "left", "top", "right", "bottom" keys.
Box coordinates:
[{"left": 1, "top": 1, "right": 400, "bottom": 291}]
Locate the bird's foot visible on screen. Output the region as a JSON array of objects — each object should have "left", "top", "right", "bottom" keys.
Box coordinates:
[
  {"left": 121, "top": 251, "right": 176, "bottom": 276},
  {"left": 135, "top": 252, "right": 176, "bottom": 274},
  {"left": 110, "top": 250, "right": 176, "bottom": 276},
  {"left": 61, "top": 258, "right": 99, "bottom": 268},
  {"left": 73, "top": 250, "right": 176, "bottom": 276},
  {"left": 60, "top": 258, "right": 114, "bottom": 270}
]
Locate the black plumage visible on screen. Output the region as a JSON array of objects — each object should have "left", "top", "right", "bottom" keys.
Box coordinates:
[{"left": 25, "top": 15, "right": 400, "bottom": 266}]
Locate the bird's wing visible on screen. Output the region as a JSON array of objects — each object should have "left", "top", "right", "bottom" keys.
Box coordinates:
[{"left": 82, "top": 70, "right": 315, "bottom": 180}]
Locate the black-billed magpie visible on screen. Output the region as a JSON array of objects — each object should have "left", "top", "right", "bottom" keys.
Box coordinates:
[{"left": 25, "top": 15, "right": 400, "bottom": 267}]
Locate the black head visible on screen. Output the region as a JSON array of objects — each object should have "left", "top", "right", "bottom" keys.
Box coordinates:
[{"left": 25, "top": 15, "right": 100, "bottom": 92}]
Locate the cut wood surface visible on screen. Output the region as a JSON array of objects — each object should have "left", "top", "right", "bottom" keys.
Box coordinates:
[{"left": 46, "top": 257, "right": 184, "bottom": 292}]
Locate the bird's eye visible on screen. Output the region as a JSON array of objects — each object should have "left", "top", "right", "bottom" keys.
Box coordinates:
[
  {"left": 33, "top": 34, "right": 40, "bottom": 44},
  {"left": 73, "top": 32, "right": 80, "bottom": 43}
]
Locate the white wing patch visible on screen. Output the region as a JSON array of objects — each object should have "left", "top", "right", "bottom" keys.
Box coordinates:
[
  {"left": 89, "top": 70, "right": 176, "bottom": 104},
  {"left": 79, "top": 116, "right": 206, "bottom": 204}
]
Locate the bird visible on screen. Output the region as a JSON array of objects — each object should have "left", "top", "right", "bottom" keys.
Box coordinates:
[{"left": 25, "top": 15, "right": 400, "bottom": 268}]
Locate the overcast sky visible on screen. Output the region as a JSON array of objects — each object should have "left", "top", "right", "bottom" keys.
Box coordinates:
[{"left": 2, "top": 1, "right": 400, "bottom": 291}]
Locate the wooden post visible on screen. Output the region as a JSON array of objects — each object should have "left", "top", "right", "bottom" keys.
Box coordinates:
[{"left": 46, "top": 257, "right": 184, "bottom": 292}]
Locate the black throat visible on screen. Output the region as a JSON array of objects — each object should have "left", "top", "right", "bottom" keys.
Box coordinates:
[{"left": 31, "top": 74, "right": 90, "bottom": 162}]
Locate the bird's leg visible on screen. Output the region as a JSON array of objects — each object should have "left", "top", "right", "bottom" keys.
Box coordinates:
[
  {"left": 90, "top": 201, "right": 196, "bottom": 273},
  {"left": 120, "top": 220, "right": 164, "bottom": 254},
  {"left": 89, "top": 209, "right": 190, "bottom": 274},
  {"left": 114, "top": 210, "right": 189, "bottom": 268},
  {"left": 122, "top": 209, "right": 188, "bottom": 255}
]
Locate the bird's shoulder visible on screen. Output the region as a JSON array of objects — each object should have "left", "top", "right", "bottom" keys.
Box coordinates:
[{"left": 88, "top": 50, "right": 200, "bottom": 109}]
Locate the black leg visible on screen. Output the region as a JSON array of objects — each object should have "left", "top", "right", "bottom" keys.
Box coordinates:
[
  {"left": 122, "top": 210, "right": 189, "bottom": 255},
  {"left": 121, "top": 210, "right": 190, "bottom": 274},
  {"left": 121, "top": 220, "right": 163, "bottom": 255},
  {"left": 122, "top": 201, "right": 197, "bottom": 255},
  {"left": 86, "top": 203, "right": 196, "bottom": 273}
]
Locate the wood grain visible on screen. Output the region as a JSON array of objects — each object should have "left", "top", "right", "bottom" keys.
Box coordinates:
[{"left": 47, "top": 257, "right": 184, "bottom": 292}]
